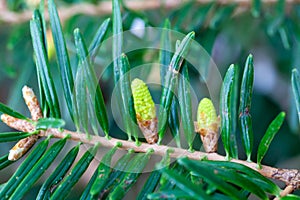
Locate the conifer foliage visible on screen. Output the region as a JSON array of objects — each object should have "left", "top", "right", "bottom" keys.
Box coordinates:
[{"left": 0, "top": 0, "right": 299, "bottom": 199}]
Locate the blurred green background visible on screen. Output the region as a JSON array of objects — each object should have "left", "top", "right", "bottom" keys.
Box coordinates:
[{"left": 0, "top": 0, "right": 300, "bottom": 198}]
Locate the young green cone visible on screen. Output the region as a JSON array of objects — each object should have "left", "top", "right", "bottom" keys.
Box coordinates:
[
  {"left": 131, "top": 78, "right": 158, "bottom": 144},
  {"left": 196, "top": 98, "right": 219, "bottom": 153}
]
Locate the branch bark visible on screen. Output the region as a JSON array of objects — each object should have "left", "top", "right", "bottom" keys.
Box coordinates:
[
  {"left": 276, "top": 185, "right": 295, "bottom": 199},
  {"left": 43, "top": 128, "right": 300, "bottom": 191},
  {"left": 1, "top": 0, "right": 300, "bottom": 24}
]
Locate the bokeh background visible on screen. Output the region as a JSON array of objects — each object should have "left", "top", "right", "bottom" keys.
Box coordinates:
[{"left": 0, "top": 0, "right": 300, "bottom": 198}]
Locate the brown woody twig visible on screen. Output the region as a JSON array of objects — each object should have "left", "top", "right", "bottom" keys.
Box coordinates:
[
  {"left": 1, "top": 0, "right": 300, "bottom": 24},
  {"left": 1, "top": 86, "right": 300, "bottom": 196},
  {"left": 274, "top": 185, "right": 295, "bottom": 199}
]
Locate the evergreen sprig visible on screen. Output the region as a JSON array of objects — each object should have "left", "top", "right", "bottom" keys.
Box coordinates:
[{"left": 0, "top": 0, "right": 299, "bottom": 199}]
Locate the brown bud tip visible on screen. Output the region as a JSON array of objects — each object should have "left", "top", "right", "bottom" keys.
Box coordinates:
[
  {"left": 137, "top": 117, "right": 158, "bottom": 144},
  {"left": 1, "top": 114, "right": 35, "bottom": 132},
  {"left": 8, "top": 135, "right": 38, "bottom": 161},
  {"left": 22, "top": 85, "right": 42, "bottom": 120},
  {"left": 200, "top": 129, "right": 219, "bottom": 153}
]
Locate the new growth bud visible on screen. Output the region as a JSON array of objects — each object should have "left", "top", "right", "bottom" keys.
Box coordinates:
[
  {"left": 8, "top": 86, "right": 41, "bottom": 161},
  {"left": 197, "top": 98, "right": 219, "bottom": 153},
  {"left": 131, "top": 78, "right": 158, "bottom": 144}
]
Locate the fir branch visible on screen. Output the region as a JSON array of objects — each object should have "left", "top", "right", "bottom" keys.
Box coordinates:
[
  {"left": 1, "top": 85, "right": 299, "bottom": 193},
  {"left": 0, "top": 0, "right": 299, "bottom": 24},
  {"left": 0, "top": 85, "right": 299, "bottom": 197},
  {"left": 2, "top": 114, "right": 300, "bottom": 193}
]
